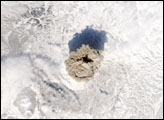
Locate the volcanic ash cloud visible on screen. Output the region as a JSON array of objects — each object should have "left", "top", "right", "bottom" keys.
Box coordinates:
[{"left": 65, "top": 45, "right": 103, "bottom": 81}]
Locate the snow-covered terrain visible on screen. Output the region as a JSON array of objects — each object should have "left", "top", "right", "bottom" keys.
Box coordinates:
[{"left": 1, "top": 1, "right": 163, "bottom": 119}]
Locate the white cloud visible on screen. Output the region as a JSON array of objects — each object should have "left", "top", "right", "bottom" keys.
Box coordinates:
[{"left": 1, "top": 56, "right": 33, "bottom": 116}]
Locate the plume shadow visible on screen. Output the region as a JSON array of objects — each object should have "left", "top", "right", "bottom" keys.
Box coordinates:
[{"left": 68, "top": 26, "right": 107, "bottom": 52}]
